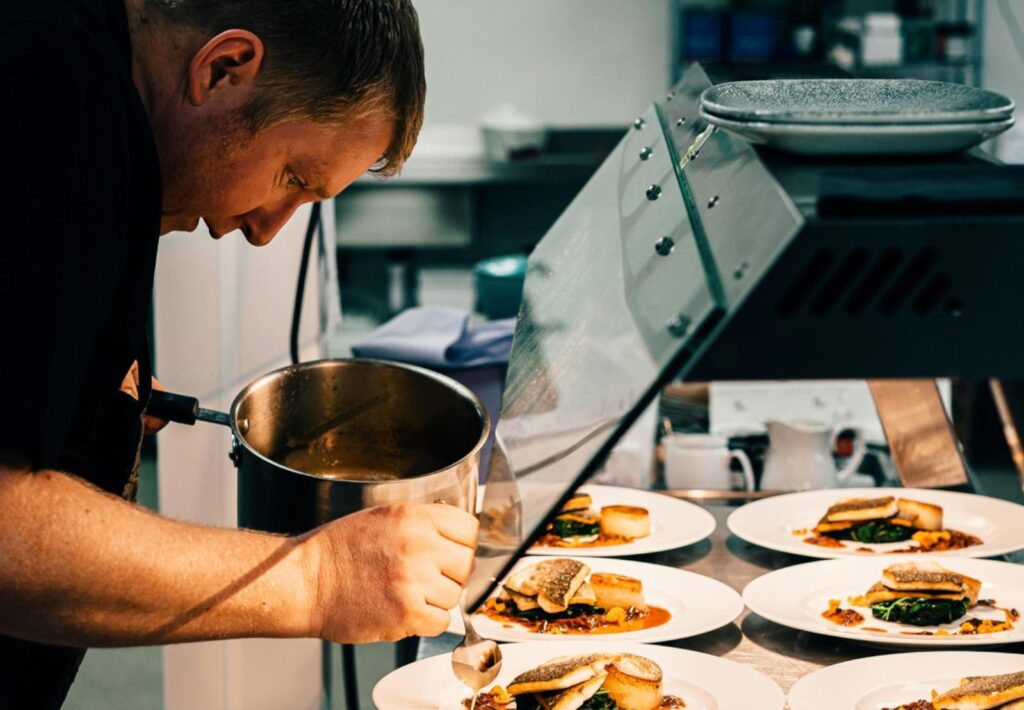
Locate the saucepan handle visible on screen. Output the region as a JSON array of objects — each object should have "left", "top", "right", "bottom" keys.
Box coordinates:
[{"left": 146, "top": 390, "right": 232, "bottom": 428}]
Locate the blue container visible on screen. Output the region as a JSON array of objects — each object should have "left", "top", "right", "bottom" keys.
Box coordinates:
[
  {"left": 684, "top": 11, "right": 724, "bottom": 62},
  {"left": 730, "top": 12, "right": 778, "bottom": 62}
]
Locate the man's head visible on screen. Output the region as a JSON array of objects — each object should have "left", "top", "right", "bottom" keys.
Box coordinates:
[{"left": 131, "top": 0, "right": 425, "bottom": 242}]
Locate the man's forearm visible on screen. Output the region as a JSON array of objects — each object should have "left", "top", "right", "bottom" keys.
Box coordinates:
[{"left": 0, "top": 462, "right": 316, "bottom": 647}]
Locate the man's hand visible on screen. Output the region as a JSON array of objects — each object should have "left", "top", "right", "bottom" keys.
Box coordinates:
[
  {"left": 119, "top": 360, "right": 168, "bottom": 434},
  {"left": 308, "top": 503, "right": 478, "bottom": 643}
]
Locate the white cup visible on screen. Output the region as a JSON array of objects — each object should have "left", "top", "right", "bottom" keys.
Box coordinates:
[{"left": 664, "top": 433, "right": 755, "bottom": 491}]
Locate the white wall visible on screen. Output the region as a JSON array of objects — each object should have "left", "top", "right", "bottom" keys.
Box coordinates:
[
  {"left": 416, "top": 0, "right": 673, "bottom": 128},
  {"left": 983, "top": 1, "right": 1024, "bottom": 163}
]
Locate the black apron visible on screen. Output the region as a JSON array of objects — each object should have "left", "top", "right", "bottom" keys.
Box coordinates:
[{"left": 0, "top": 338, "right": 152, "bottom": 709}]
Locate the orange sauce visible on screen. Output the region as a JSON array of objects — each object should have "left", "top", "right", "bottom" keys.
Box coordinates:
[
  {"left": 803, "top": 534, "right": 845, "bottom": 548},
  {"left": 479, "top": 604, "right": 671, "bottom": 635},
  {"left": 533, "top": 532, "right": 631, "bottom": 549},
  {"left": 862, "top": 627, "right": 888, "bottom": 633},
  {"left": 822, "top": 601, "right": 865, "bottom": 627}
]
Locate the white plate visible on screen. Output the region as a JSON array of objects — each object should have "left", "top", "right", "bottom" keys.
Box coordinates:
[
  {"left": 373, "top": 640, "right": 785, "bottom": 710},
  {"left": 449, "top": 555, "right": 743, "bottom": 643},
  {"left": 700, "top": 109, "right": 1014, "bottom": 156},
  {"left": 523, "top": 484, "right": 716, "bottom": 557},
  {"left": 727, "top": 488, "right": 1024, "bottom": 559},
  {"left": 700, "top": 79, "right": 1015, "bottom": 125},
  {"left": 744, "top": 557, "right": 1024, "bottom": 648},
  {"left": 788, "top": 651, "right": 1024, "bottom": 710}
]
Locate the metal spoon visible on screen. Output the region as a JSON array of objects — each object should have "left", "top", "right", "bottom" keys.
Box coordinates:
[{"left": 451, "top": 591, "right": 502, "bottom": 710}]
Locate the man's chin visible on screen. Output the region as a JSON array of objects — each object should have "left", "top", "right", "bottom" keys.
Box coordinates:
[{"left": 159, "top": 215, "right": 201, "bottom": 235}]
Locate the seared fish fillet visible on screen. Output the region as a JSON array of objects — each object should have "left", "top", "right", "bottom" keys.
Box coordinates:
[
  {"left": 507, "top": 654, "right": 616, "bottom": 695},
  {"left": 561, "top": 493, "right": 593, "bottom": 513},
  {"left": 933, "top": 670, "right": 1024, "bottom": 710},
  {"left": 825, "top": 496, "right": 898, "bottom": 522},
  {"left": 503, "top": 587, "right": 540, "bottom": 611},
  {"left": 862, "top": 582, "right": 967, "bottom": 605},
  {"left": 505, "top": 559, "right": 590, "bottom": 599},
  {"left": 543, "top": 672, "right": 608, "bottom": 710},
  {"left": 882, "top": 562, "right": 964, "bottom": 593}
]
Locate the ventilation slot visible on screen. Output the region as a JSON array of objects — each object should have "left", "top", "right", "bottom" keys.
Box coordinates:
[
  {"left": 777, "top": 249, "right": 835, "bottom": 317},
  {"left": 912, "top": 274, "right": 953, "bottom": 315},
  {"left": 810, "top": 247, "right": 870, "bottom": 316},
  {"left": 844, "top": 248, "right": 904, "bottom": 316},
  {"left": 878, "top": 247, "right": 940, "bottom": 315}
]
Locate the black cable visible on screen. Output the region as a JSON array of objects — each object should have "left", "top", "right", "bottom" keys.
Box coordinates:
[
  {"left": 290, "top": 201, "right": 322, "bottom": 367},
  {"left": 290, "top": 202, "right": 360, "bottom": 709}
]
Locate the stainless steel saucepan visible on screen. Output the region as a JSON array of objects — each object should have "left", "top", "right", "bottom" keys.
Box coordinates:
[{"left": 147, "top": 359, "right": 489, "bottom": 534}]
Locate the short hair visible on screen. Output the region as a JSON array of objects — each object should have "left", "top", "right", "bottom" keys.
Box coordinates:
[{"left": 146, "top": 0, "right": 425, "bottom": 176}]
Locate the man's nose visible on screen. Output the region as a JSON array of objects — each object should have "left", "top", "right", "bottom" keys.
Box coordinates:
[{"left": 245, "top": 200, "right": 306, "bottom": 247}]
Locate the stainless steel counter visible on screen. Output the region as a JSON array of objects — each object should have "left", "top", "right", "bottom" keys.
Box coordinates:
[{"left": 418, "top": 500, "right": 1024, "bottom": 700}]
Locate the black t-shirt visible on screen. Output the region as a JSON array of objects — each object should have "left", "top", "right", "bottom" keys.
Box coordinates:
[{"left": 0, "top": 0, "right": 161, "bottom": 705}]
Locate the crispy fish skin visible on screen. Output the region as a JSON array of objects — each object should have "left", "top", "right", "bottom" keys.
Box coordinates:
[
  {"left": 825, "top": 496, "right": 898, "bottom": 522},
  {"left": 882, "top": 562, "right": 964, "bottom": 593},
  {"left": 505, "top": 559, "right": 591, "bottom": 599},
  {"left": 507, "top": 654, "right": 616, "bottom": 695},
  {"left": 538, "top": 561, "right": 590, "bottom": 613},
  {"left": 933, "top": 670, "right": 1024, "bottom": 710}
]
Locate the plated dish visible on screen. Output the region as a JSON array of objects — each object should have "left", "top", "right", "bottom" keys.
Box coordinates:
[
  {"left": 468, "top": 651, "right": 685, "bottom": 709},
  {"left": 743, "top": 557, "right": 1024, "bottom": 648},
  {"left": 801, "top": 495, "right": 981, "bottom": 554},
  {"left": 372, "top": 641, "right": 786, "bottom": 710},
  {"left": 449, "top": 555, "right": 743, "bottom": 643},
  {"left": 523, "top": 485, "right": 716, "bottom": 558},
  {"left": 787, "top": 651, "right": 1024, "bottom": 710},
  {"left": 727, "top": 488, "right": 1024, "bottom": 559}
]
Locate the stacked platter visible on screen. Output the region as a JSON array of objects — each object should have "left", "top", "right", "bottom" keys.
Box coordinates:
[{"left": 699, "top": 78, "right": 1015, "bottom": 155}]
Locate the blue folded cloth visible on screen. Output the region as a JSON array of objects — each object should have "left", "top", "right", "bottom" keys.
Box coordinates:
[{"left": 350, "top": 306, "right": 515, "bottom": 369}]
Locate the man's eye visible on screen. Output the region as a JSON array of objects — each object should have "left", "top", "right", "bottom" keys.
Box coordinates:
[{"left": 287, "top": 174, "right": 304, "bottom": 188}]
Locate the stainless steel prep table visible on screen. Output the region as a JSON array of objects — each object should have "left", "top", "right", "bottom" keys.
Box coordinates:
[{"left": 417, "top": 498, "right": 1024, "bottom": 698}]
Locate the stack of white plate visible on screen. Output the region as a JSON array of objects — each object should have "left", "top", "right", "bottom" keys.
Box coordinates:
[{"left": 699, "top": 78, "right": 1015, "bottom": 156}]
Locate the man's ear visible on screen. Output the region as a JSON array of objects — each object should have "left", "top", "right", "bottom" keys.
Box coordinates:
[{"left": 186, "top": 30, "right": 264, "bottom": 107}]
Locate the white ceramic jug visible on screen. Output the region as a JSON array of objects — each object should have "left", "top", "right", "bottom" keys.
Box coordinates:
[
  {"left": 761, "top": 420, "right": 866, "bottom": 491},
  {"left": 664, "top": 433, "right": 756, "bottom": 491}
]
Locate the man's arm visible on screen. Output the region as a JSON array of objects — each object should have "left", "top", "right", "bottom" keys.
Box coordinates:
[{"left": 0, "top": 451, "right": 476, "bottom": 647}]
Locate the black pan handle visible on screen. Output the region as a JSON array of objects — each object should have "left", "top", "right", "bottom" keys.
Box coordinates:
[
  {"left": 147, "top": 391, "right": 232, "bottom": 428},
  {"left": 146, "top": 390, "right": 200, "bottom": 425}
]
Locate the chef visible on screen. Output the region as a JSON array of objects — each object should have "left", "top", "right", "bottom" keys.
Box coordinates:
[{"left": 0, "top": 0, "right": 477, "bottom": 707}]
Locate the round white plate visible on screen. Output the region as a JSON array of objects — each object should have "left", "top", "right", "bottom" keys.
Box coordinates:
[
  {"left": 700, "top": 109, "right": 1013, "bottom": 156},
  {"left": 744, "top": 557, "right": 1024, "bottom": 648},
  {"left": 449, "top": 555, "right": 743, "bottom": 643},
  {"left": 788, "top": 651, "right": 1024, "bottom": 710},
  {"left": 700, "top": 79, "right": 1015, "bottom": 125},
  {"left": 373, "top": 641, "right": 785, "bottom": 710},
  {"left": 727, "top": 488, "right": 1024, "bottom": 559},
  {"left": 525, "top": 484, "right": 716, "bottom": 557}
]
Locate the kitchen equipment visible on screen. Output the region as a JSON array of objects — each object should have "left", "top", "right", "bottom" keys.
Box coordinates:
[
  {"left": 450, "top": 590, "right": 501, "bottom": 710},
  {"left": 760, "top": 420, "right": 865, "bottom": 491},
  {"left": 700, "top": 79, "right": 1015, "bottom": 125},
  {"left": 467, "top": 61, "right": 1024, "bottom": 610},
  {"left": 146, "top": 358, "right": 489, "bottom": 534},
  {"left": 664, "top": 433, "right": 755, "bottom": 491}
]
